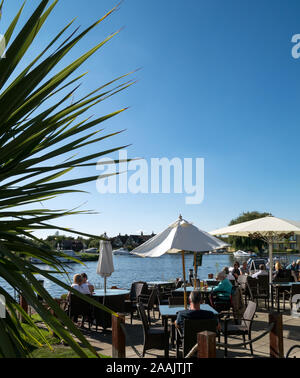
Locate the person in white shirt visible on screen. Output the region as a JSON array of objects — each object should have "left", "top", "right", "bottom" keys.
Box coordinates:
[
  {"left": 70, "top": 274, "right": 85, "bottom": 294},
  {"left": 81, "top": 273, "right": 94, "bottom": 295},
  {"left": 251, "top": 264, "right": 269, "bottom": 279},
  {"left": 223, "top": 267, "right": 235, "bottom": 280}
]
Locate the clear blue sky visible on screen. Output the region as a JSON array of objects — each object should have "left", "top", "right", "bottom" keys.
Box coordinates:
[{"left": 2, "top": 0, "right": 300, "bottom": 239}]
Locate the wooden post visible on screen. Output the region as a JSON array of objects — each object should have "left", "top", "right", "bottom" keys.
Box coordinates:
[
  {"left": 197, "top": 331, "right": 216, "bottom": 358},
  {"left": 19, "top": 295, "right": 28, "bottom": 323},
  {"left": 112, "top": 313, "right": 126, "bottom": 358},
  {"left": 269, "top": 312, "right": 284, "bottom": 358}
]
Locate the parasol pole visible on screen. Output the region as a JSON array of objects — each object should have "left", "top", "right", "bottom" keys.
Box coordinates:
[
  {"left": 269, "top": 240, "right": 273, "bottom": 298},
  {"left": 182, "top": 250, "right": 187, "bottom": 309},
  {"left": 194, "top": 252, "right": 197, "bottom": 289}
]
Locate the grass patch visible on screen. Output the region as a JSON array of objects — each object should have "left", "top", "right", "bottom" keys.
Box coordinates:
[{"left": 23, "top": 317, "right": 109, "bottom": 358}]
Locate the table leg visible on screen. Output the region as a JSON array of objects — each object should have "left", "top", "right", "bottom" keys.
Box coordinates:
[
  {"left": 171, "top": 322, "right": 175, "bottom": 348},
  {"left": 277, "top": 287, "right": 280, "bottom": 312},
  {"left": 163, "top": 316, "right": 169, "bottom": 358},
  {"left": 271, "top": 286, "right": 274, "bottom": 309}
]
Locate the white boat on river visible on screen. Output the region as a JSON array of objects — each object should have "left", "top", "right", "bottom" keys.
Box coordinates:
[{"left": 112, "top": 248, "right": 132, "bottom": 256}]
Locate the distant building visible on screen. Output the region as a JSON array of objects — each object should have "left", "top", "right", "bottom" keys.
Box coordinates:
[
  {"left": 57, "top": 239, "right": 84, "bottom": 252},
  {"left": 111, "top": 232, "right": 155, "bottom": 250},
  {"left": 272, "top": 234, "right": 300, "bottom": 252}
]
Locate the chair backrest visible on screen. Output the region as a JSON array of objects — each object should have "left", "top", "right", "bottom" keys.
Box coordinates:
[
  {"left": 291, "top": 284, "right": 300, "bottom": 296},
  {"left": 273, "top": 276, "right": 287, "bottom": 283},
  {"left": 246, "top": 276, "right": 258, "bottom": 297},
  {"left": 148, "top": 288, "right": 158, "bottom": 309},
  {"left": 257, "top": 275, "right": 269, "bottom": 293},
  {"left": 183, "top": 318, "right": 218, "bottom": 357},
  {"left": 206, "top": 280, "right": 218, "bottom": 287},
  {"left": 69, "top": 294, "right": 91, "bottom": 317},
  {"left": 137, "top": 302, "right": 149, "bottom": 334},
  {"left": 131, "top": 281, "right": 148, "bottom": 300},
  {"left": 171, "top": 290, "right": 185, "bottom": 297},
  {"left": 168, "top": 296, "right": 184, "bottom": 306},
  {"left": 175, "top": 280, "right": 183, "bottom": 289},
  {"left": 242, "top": 300, "right": 257, "bottom": 331}
]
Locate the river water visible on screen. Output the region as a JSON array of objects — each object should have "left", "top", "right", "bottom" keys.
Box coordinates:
[{"left": 1, "top": 253, "right": 298, "bottom": 298}]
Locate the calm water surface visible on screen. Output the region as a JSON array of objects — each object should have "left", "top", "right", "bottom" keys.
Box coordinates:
[{"left": 1, "top": 254, "right": 298, "bottom": 298}]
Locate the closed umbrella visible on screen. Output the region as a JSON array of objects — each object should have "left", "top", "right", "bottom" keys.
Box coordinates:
[
  {"left": 131, "top": 215, "right": 227, "bottom": 308},
  {"left": 210, "top": 216, "right": 300, "bottom": 292},
  {"left": 96, "top": 236, "right": 114, "bottom": 294}
]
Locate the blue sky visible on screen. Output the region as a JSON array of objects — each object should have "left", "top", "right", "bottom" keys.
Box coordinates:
[{"left": 2, "top": 0, "right": 300, "bottom": 239}]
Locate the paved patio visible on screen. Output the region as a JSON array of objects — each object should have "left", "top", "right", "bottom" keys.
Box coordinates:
[{"left": 77, "top": 300, "right": 300, "bottom": 358}]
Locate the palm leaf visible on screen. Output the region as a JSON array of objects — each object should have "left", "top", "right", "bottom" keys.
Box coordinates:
[{"left": 0, "top": 0, "right": 132, "bottom": 358}]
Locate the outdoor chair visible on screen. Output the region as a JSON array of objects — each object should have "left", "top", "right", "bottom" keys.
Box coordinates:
[
  {"left": 244, "top": 276, "right": 259, "bottom": 305},
  {"left": 157, "top": 289, "right": 172, "bottom": 307},
  {"left": 168, "top": 296, "right": 185, "bottom": 306},
  {"left": 138, "top": 287, "right": 158, "bottom": 325},
  {"left": 284, "top": 284, "right": 300, "bottom": 312},
  {"left": 272, "top": 277, "right": 291, "bottom": 310},
  {"left": 219, "top": 300, "right": 257, "bottom": 357},
  {"left": 209, "top": 290, "right": 232, "bottom": 314},
  {"left": 137, "top": 302, "right": 169, "bottom": 357},
  {"left": 257, "top": 275, "right": 270, "bottom": 309},
  {"left": 125, "top": 281, "right": 149, "bottom": 324},
  {"left": 68, "top": 294, "right": 93, "bottom": 329},
  {"left": 176, "top": 318, "right": 218, "bottom": 358},
  {"left": 206, "top": 280, "right": 218, "bottom": 287}
]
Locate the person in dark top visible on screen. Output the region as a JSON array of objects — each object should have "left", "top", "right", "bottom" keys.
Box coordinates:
[
  {"left": 273, "top": 262, "right": 285, "bottom": 280},
  {"left": 231, "top": 261, "right": 241, "bottom": 280},
  {"left": 175, "top": 291, "right": 218, "bottom": 333}
]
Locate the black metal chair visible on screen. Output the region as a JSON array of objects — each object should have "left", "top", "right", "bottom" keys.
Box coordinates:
[
  {"left": 176, "top": 318, "right": 218, "bottom": 358},
  {"left": 220, "top": 300, "right": 257, "bottom": 357},
  {"left": 137, "top": 302, "right": 169, "bottom": 357}
]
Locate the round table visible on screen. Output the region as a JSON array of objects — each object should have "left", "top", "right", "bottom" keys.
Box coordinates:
[
  {"left": 93, "top": 289, "right": 130, "bottom": 296},
  {"left": 147, "top": 281, "right": 173, "bottom": 287},
  {"left": 92, "top": 289, "right": 130, "bottom": 330}
]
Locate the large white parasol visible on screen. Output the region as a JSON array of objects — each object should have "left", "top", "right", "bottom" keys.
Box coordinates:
[
  {"left": 132, "top": 215, "right": 227, "bottom": 308},
  {"left": 96, "top": 235, "right": 114, "bottom": 294},
  {"left": 210, "top": 216, "right": 300, "bottom": 289}
]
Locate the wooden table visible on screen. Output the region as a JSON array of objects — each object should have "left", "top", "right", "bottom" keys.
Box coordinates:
[{"left": 159, "top": 304, "right": 218, "bottom": 357}]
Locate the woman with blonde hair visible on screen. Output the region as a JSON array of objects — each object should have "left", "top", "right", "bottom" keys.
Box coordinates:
[{"left": 273, "top": 261, "right": 284, "bottom": 280}]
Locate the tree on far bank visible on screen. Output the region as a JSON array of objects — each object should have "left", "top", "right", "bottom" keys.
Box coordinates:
[{"left": 228, "top": 211, "right": 272, "bottom": 253}]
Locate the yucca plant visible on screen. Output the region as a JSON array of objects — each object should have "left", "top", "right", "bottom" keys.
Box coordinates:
[{"left": 0, "top": 0, "right": 133, "bottom": 357}]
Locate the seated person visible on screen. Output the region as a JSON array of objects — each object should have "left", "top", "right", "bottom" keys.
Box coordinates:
[
  {"left": 223, "top": 267, "right": 235, "bottom": 281},
  {"left": 81, "top": 273, "right": 94, "bottom": 295},
  {"left": 175, "top": 291, "right": 218, "bottom": 334},
  {"left": 239, "top": 261, "right": 249, "bottom": 275},
  {"left": 70, "top": 274, "right": 84, "bottom": 293},
  {"left": 251, "top": 264, "right": 268, "bottom": 279},
  {"left": 273, "top": 262, "right": 285, "bottom": 280},
  {"left": 213, "top": 271, "right": 232, "bottom": 301},
  {"left": 286, "top": 261, "right": 297, "bottom": 271},
  {"left": 231, "top": 261, "right": 241, "bottom": 280}
]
